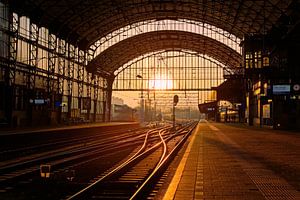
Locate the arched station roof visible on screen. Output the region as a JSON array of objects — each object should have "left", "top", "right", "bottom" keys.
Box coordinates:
[
  {"left": 9, "top": 0, "right": 293, "bottom": 49},
  {"left": 86, "top": 30, "right": 242, "bottom": 76}
]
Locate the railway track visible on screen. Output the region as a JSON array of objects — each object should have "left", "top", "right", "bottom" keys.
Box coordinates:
[
  {"left": 0, "top": 127, "right": 143, "bottom": 160},
  {"left": 66, "top": 121, "right": 197, "bottom": 200},
  {"left": 0, "top": 128, "right": 150, "bottom": 185},
  {"left": 0, "top": 122, "right": 197, "bottom": 199}
]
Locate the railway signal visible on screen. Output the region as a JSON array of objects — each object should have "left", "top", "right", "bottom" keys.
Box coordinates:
[{"left": 173, "top": 95, "right": 179, "bottom": 106}]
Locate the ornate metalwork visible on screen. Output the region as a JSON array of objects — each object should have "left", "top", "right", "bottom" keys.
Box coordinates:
[
  {"left": 91, "top": 19, "right": 242, "bottom": 59},
  {"left": 47, "top": 33, "right": 56, "bottom": 96},
  {"left": 57, "top": 38, "right": 66, "bottom": 95},
  {"left": 6, "top": 13, "right": 18, "bottom": 85},
  {"left": 93, "top": 75, "right": 99, "bottom": 121},
  {"left": 9, "top": 0, "right": 292, "bottom": 48},
  {"left": 27, "top": 23, "right": 38, "bottom": 91},
  {"left": 77, "top": 50, "right": 85, "bottom": 101},
  {"left": 88, "top": 31, "right": 242, "bottom": 76},
  {"left": 67, "top": 44, "right": 75, "bottom": 116}
]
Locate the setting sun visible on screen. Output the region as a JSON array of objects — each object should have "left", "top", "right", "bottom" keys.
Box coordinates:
[{"left": 149, "top": 76, "right": 173, "bottom": 90}]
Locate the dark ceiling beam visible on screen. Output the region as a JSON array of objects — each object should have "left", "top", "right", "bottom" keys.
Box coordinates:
[
  {"left": 7, "top": 0, "right": 294, "bottom": 50},
  {"left": 230, "top": 0, "right": 243, "bottom": 34}
]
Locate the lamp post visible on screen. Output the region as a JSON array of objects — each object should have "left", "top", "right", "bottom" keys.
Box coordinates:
[
  {"left": 136, "top": 75, "right": 144, "bottom": 123},
  {"left": 173, "top": 95, "right": 179, "bottom": 130}
]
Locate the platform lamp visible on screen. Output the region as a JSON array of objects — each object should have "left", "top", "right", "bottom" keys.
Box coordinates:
[{"left": 173, "top": 95, "right": 179, "bottom": 130}]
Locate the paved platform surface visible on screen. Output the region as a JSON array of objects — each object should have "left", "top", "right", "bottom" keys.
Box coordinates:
[
  {"left": 163, "top": 121, "right": 300, "bottom": 200},
  {"left": 0, "top": 122, "right": 138, "bottom": 136}
]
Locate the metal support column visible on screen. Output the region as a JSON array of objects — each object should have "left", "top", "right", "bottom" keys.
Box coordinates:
[
  {"left": 67, "top": 44, "right": 75, "bottom": 119},
  {"left": 248, "top": 79, "right": 254, "bottom": 126},
  {"left": 77, "top": 50, "right": 84, "bottom": 114},
  {"left": 93, "top": 75, "right": 99, "bottom": 122},
  {"left": 4, "top": 12, "right": 18, "bottom": 127},
  {"left": 57, "top": 39, "right": 66, "bottom": 123},
  {"left": 27, "top": 23, "right": 39, "bottom": 125},
  {"left": 7, "top": 13, "right": 18, "bottom": 85},
  {"left": 102, "top": 79, "right": 107, "bottom": 122},
  {"left": 47, "top": 33, "right": 57, "bottom": 124},
  {"left": 86, "top": 72, "right": 92, "bottom": 120},
  {"left": 104, "top": 77, "right": 114, "bottom": 122},
  {"left": 27, "top": 23, "right": 38, "bottom": 90},
  {"left": 259, "top": 75, "right": 264, "bottom": 127}
]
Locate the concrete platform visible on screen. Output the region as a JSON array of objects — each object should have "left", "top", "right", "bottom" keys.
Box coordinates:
[
  {"left": 0, "top": 122, "right": 139, "bottom": 136},
  {"left": 163, "top": 121, "right": 300, "bottom": 200}
]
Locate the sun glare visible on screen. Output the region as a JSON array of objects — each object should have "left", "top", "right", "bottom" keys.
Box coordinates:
[{"left": 149, "top": 76, "right": 173, "bottom": 90}]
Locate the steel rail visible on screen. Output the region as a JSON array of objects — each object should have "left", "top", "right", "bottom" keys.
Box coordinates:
[
  {"left": 66, "top": 126, "right": 169, "bottom": 199},
  {"left": 130, "top": 121, "right": 198, "bottom": 199},
  {"left": 0, "top": 128, "right": 153, "bottom": 184},
  {"left": 66, "top": 123, "right": 196, "bottom": 199},
  {"left": 0, "top": 127, "right": 143, "bottom": 156}
]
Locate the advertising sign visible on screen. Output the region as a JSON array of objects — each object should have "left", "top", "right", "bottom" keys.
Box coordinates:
[{"left": 263, "top": 104, "right": 270, "bottom": 118}]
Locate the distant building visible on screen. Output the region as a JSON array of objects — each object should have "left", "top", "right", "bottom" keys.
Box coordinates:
[
  {"left": 112, "top": 97, "right": 124, "bottom": 105},
  {"left": 111, "top": 97, "right": 135, "bottom": 121}
]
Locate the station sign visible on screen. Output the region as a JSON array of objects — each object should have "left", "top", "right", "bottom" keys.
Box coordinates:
[
  {"left": 29, "top": 98, "right": 50, "bottom": 105},
  {"left": 272, "top": 85, "right": 290, "bottom": 95},
  {"left": 55, "top": 101, "right": 68, "bottom": 107},
  {"left": 207, "top": 107, "right": 215, "bottom": 111},
  {"left": 198, "top": 101, "right": 217, "bottom": 114},
  {"left": 219, "top": 107, "right": 227, "bottom": 112}
]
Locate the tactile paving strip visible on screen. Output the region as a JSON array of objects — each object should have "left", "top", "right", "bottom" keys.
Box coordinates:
[
  {"left": 244, "top": 168, "right": 299, "bottom": 200},
  {"left": 211, "top": 126, "right": 300, "bottom": 200},
  {"left": 194, "top": 132, "right": 204, "bottom": 200}
]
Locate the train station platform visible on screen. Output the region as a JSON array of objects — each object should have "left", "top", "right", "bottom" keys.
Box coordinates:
[
  {"left": 163, "top": 121, "right": 300, "bottom": 200},
  {"left": 0, "top": 122, "right": 139, "bottom": 136}
]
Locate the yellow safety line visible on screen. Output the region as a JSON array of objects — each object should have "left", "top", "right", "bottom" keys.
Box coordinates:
[{"left": 163, "top": 123, "right": 200, "bottom": 200}]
